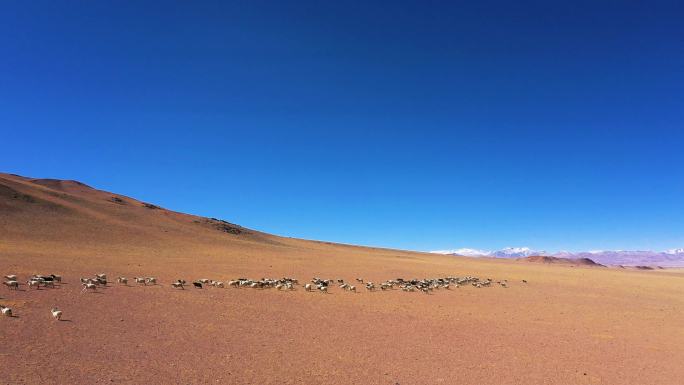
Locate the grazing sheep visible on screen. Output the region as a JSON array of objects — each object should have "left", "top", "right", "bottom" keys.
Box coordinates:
[
  {"left": 133, "top": 277, "right": 147, "bottom": 285},
  {"left": 4, "top": 281, "right": 19, "bottom": 290},
  {"left": 304, "top": 284, "right": 313, "bottom": 292},
  {"left": 81, "top": 283, "right": 97, "bottom": 293},
  {"left": 213, "top": 281, "right": 225, "bottom": 288},
  {"left": 40, "top": 280, "right": 55, "bottom": 289},
  {"left": 192, "top": 282, "right": 203, "bottom": 289},
  {"left": 96, "top": 273, "right": 107, "bottom": 280},
  {"left": 4, "top": 275, "right": 17, "bottom": 281},
  {"left": 50, "top": 274, "right": 62, "bottom": 283},
  {"left": 349, "top": 285, "right": 356, "bottom": 293},
  {"left": 171, "top": 282, "right": 185, "bottom": 289},
  {"left": 27, "top": 279, "right": 42, "bottom": 289},
  {"left": 318, "top": 285, "right": 328, "bottom": 293},
  {"left": 51, "top": 307, "right": 62, "bottom": 321},
  {"left": 117, "top": 277, "right": 128, "bottom": 285},
  {"left": 0, "top": 305, "right": 12, "bottom": 317},
  {"left": 145, "top": 277, "right": 157, "bottom": 285},
  {"left": 522, "top": 280, "right": 527, "bottom": 283}
]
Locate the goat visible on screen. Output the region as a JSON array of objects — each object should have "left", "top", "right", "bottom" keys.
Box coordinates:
[
  {"left": 0, "top": 305, "right": 12, "bottom": 317},
  {"left": 81, "top": 283, "right": 97, "bottom": 293},
  {"left": 51, "top": 307, "right": 62, "bottom": 321}
]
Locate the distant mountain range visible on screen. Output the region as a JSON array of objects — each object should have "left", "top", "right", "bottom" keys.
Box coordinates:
[{"left": 431, "top": 247, "right": 684, "bottom": 267}]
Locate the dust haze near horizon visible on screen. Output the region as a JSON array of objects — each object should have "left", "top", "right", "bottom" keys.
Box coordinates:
[{"left": 2, "top": 0, "right": 684, "bottom": 252}]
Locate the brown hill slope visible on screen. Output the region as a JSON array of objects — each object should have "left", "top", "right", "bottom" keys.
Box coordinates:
[
  {"left": 0, "top": 172, "right": 432, "bottom": 275},
  {"left": 517, "top": 255, "right": 605, "bottom": 266}
]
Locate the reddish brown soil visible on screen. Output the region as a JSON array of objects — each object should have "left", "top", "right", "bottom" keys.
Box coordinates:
[{"left": 1, "top": 173, "right": 683, "bottom": 385}]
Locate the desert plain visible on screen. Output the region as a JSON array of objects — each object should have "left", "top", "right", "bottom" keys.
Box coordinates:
[{"left": 1, "top": 172, "right": 683, "bottom": 385}]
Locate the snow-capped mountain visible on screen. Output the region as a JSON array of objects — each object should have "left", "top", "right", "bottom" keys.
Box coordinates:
[
  {"left": 490, "top": 247, "right": 546, "bottom": 258},
  {"left": 431, "top": 247, "right": 545, "bottom": 258},
  {"left": 431, "top": 247, "right": 684, "bottom": 267},
  {"left": 430, "top": 248, "right": 491, "bottom": 257}
]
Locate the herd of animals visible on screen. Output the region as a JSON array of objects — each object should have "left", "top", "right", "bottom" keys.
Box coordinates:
[{"left": 1, "top": 273, "right": 522, "bottom": 320}]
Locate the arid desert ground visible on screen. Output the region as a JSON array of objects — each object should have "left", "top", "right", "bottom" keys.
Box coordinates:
[{"left": 1, "top": 172, "right": 683, "bottom": 385}]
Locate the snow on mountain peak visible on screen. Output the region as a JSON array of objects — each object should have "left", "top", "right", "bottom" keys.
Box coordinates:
[{"left": 431, "top": 247, "right": 684, "bottom": 266}]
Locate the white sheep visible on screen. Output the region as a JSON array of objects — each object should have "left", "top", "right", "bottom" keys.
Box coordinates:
[
  {"left": 3, "top": 281, "right": 19, "bottom": 290},
  {"left": 0, "top": 305, "right": 12, "bottom": 317},
  {"left": 51, "top": 307, "right": 62, "bottom": 321},
  {"left": 145, "top": 277, "right": 157, "bottom": 285},
  {"left": 304, "top": 283, "right": 313, "bottom": 292},
  {"left": 117, "top": 277, "right": 128, "bottom": 285},
  {"left": 81, "top": 283, "right": 97, "bottom": 293},
  {"left": 4, "top": 275, "right": 17, "bottom": 281}
]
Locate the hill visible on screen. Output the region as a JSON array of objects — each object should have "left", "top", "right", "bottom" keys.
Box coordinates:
[{"left": 517, "top": 255, "right": 605, "bottom": 266}]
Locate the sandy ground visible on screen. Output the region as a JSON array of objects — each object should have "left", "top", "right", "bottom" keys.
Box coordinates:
[{"left": 1, "top": 173, "right": 683, "bottom": 385}]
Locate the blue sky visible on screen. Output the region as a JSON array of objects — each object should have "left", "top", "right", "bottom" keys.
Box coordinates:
[{"left": 1, "top": 0, "right": 683, "bottom": 252}]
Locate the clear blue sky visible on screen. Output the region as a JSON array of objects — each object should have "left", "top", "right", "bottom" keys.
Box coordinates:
[{"left": 2, "top": 1, "right": 683, "bottom": 252}]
